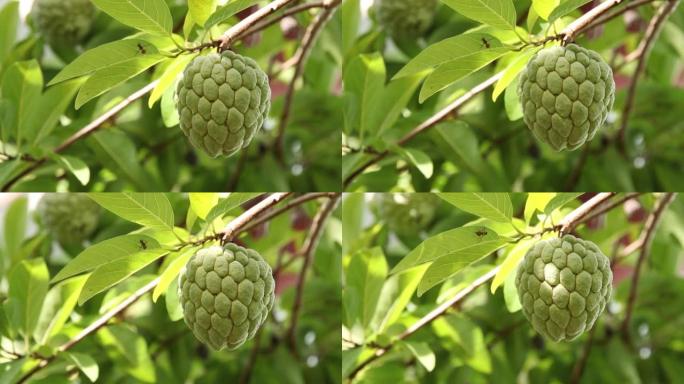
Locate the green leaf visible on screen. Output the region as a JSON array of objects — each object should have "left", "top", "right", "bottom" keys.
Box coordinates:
[
  {"left": 394, "top": 33, "right": 504, "bottom": 79},
  {"left": 188, "top": 0, "right": 217, "bottom": 26},
  {"left": 49, "top": 40, "right": 159, "bottom": 85},
  {"left": 391, "top": 226, "right": 504, "bottom": 275},
  {"left": 8, "top": 259, "right": 49, "bottom": 337},
  {"left": 161, "top": 82, "right": 179, "bottom": 127},
  {"left": 0, "top": 98, "right": 15, "bottom": 144},
  {"left": 0, "top": 1, "right": 19, "bottom": 65},
  {"left": 189, "top": 193, "right": 219, "bottom": 220},
  {"left": 547, "top": 0, "right": 593, "bottom": 24},
  {"left": 165, "top": 277, "right": 183, "bottom": 321},
  {"left": 371, "top": 265, "right": 427, "bottom": 333},
  {"left": 79, "top": 248, "right": 168, "bottom": 305},
  {"left": 419, "top": 47, "right": 509, "bottom": 102},
  {"left": 152, "top": 246, "right": 197, "bottom": 302},
  {"left": 205, "top": 193, "right": 261, "bottom": 223},
  {"left": 49, "top": 154, "right": 90, "bottom": 185},
  {"left": 26, "top": 78, "right": 84, "bottom": 144},
  {"left": 544, "top": 193, "right": 582, "bottom": 215},
  {"left": 34, "top": 276, "right": 87, "bottom": 345},
  {"left": 67, "top": 352, "right": 99, "bottom": 382},
  {"left": 1, "top": 60, "right": 43, "bottom": 148},
  {"left": 524, "top": 193, "right": 556, "bottom": 223},
  {"left": 346, "top": 247, "right": 388, "bottom": 328},
  {"left": 503, "top": 264, "right": 522, "bottom": 312},
  {"left": 97, "top": 324, "right": 156, "bottom": 382},
  {"left": 418, "top": 231, "right": 507, "bottom": 295},
  {"left": 532, "top": 0, "right": 560, "bottom": 20},
  {"left": 75, "top": 54, "right": 165, "bottom": 109},
  {"left": 433, "top": 314, "right": 491, "bottom": 373},
  {"left": 342, "top": 193, "right": 364, "bottom": 256},
  {"left": 490, "top": 238, "right": 534, "bottom": 293},
  {"left": 91, "top": 0, "right": 172, "bottom": 35},
  {"left": 4, "top": 195, "right": 27, "bottom": 262},
  {"left": 402, "top": 341, "right": 436, "bottom": 372},
  {"left": 204, "top": 0, "right": 262, "bottom": 29},
  {"left": 344, "top": 53, "right": 386, "bottom": 139},
  {"left": 375, "top": 74, "right": 422, "bottom": 137},
  {"left": 492, "top": 48, "right": 539, "bottom": 101},
  {"left": 89, "top": 129, "right": 162, "bottom": 190},
  {"left": 394, "top": 147, "right": 433, "bottom": 179},
  {"left": 88, "top": 193, "right": 175, "bottom": 232},
  {"left": 52, "top": 234, "right": 160, "bottom": 283},
  {"left": 504, "top": 75, "right": 523, "bottom": 120},
  {"left": 149, "top": 53, "right": 196, "bottom": 107},
  {"left": 438, "top": 193, "right": 513, "bottom": 223},
  {"left": 442, "top": 0, "right": 517, "bottom": 30}
]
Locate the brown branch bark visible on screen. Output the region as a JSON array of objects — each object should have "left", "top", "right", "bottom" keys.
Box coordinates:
[
  {"left": 558, "top": 193, "right": 616, "bottom": 235},
  {"left": 576, "top": 192, "right": 642, "bottom": 226},
  {"left": 221, "top": 192, "right": 292, "bottom": 241},
  {"left": 234, "top": 1, "right": 329, "bottom": 42},
  {"left": 620, "top": 193, "right": 676, "bottom": 343},
  {"left": 616, "top": 0, "right": 680, "bottom": 153},
  {"left": 238, "top": 192, "right": 337, "bottom": 235},
  {"left": 286, "top": 193, "right": 340, "bottom": 353},
  {"left": 274, "top": 0, "right": 340, "bottom": 163}
]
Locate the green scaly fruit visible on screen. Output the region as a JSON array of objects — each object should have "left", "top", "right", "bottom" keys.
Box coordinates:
[
  {"left": 32, "top": 0, "right": 96, "bottom": 46},
  {"left": 176, "top": 51, "right": 271, "bottom": 158},
  {"left": 179, "top": 243, "right": 275, "bottom": 350},
  {"left": 515, "top": 235, "right": 612, "bottom": 342},
  {"left": 379, "top": 193, "right": 440, "bottom": 236},
  {"left": 518, "top": 44, "right": 615, "bottom": 151},
  {"left": 36, "top": 194, "right": 100, "bottom": 245},
  {"left": 375, "top": 0, "right": 438, "bottom": 40}
]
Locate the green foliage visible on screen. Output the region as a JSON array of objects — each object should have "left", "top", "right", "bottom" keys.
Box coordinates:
[
  {"left": 343, "top": 193, "right": 684, "bottom": 383},
  {"left": 343, "top": 0, "right": 684, "bottom": 191},
  {"left": 0, "top": 193, "right": 341, "bottom": 383},
  {"left": 0, "top": 0, "right": 341, "bottom": 191}
]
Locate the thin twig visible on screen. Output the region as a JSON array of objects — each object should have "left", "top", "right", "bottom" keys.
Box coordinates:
[
  {"left": 575, "top": 0, "right": 657, "bottom": 37},
  {"left": 221, "top": 192, "right": 292, "bottom": 241},
  {"left": 570, "top": 324, "right": 597, "bottom": 384},
  {"left": 620, "top": 193, "right": 676, "bottom": 343},
  {"left": 561, "top": 0, "right": 627, "bottom": 45},
  {"left": 558, "top": 193, "right": 616, "bottom": 235},
  {"left": 218, "top": 0, "right": 299, "bottom": 50},
  {"left": 239, "top": 192, "right": 337, "bottom": 235},
  {"left": 616, "top": 0, "right": 680, "bottom": 153},
  {"left": 286, "top": 193, "right": 340, "bottom": 353},
  {"left": 576, "top": 192, "right": 642, "bottom": 226},
  {"left": 234, "top": 1, "right": 329, "bottom": 42},
  {"left": 274, "top": 0, "right": 340, "bottom": 162}
]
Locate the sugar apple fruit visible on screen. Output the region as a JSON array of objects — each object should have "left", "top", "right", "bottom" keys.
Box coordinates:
[
  {"left": 515, "top": 235, "right": 612, "bottom": 342},
  {"left": 379, "top": 193, "right": 440, "bottom": 236},
  {"left": 179, "top": 243, "right": 275, "bottom": 350},
  {"left": 375, "top": 0, "right": 438, "bottom": 39},
  {"left": 518, "top": 44, "right": 615, "bottom": 151},
  {"left": 36, "top": 194, "right": 100, "bottom": 245},
  {"left": 32, "top": 0, "right": 96, "bottom": 45},
  {"left": 176, "top": 51, "right": 271, "bottom": 158}
]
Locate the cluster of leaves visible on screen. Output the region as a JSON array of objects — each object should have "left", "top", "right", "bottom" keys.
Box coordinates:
[
  {"left": 342, "top": 0, "right": 684, "bottom": 191},
  {"left": 0, "top": 193, "right": 341, "bottom": 383},
  {"left": 342, "top": 193, "right": 684, "bottom": 383},
  {"left": 0, "top": 0, "right": 342, "bottom": 191}
]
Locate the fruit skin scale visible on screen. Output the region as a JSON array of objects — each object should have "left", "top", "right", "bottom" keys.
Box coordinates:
[
  {"left": 179, "top": 243, "right": 275, "bottom": 351},
  {"left": 176, "top": 51, "right": 271, "bottom": 158},
  {"left": 375, "top": 0, "right": 438, "bottom": 40},
  {"left": 518, "top": 44, "right": 615, "bottom": 151},
  {"left": 515, "top": 235, "right": 612, "bottom": 342},
  {"left": 32, "top": 0, "right": 96, "bottom": 45}
]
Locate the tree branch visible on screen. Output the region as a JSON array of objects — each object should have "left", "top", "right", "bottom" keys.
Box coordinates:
[
  {"left": 570, "top": 323, "right": 597, "bottom": 384},
  {"left": 234, "top": 1, "right": 329, "bottom": 42},
  {"left": 616, "top": 0, "right": 680, "bottom": 153},
  {"left": 286, "top": 193, "right": 340, "bottom": 353},
  {"left": 238, "top": 192, "right": 337, "bottom": 235},
  {"left": 620, "top": 193, "right": 676, "bottom": 343},
  {"left": 576, "top": 192, "right": 642, "bottom": 226},
  {"left": 274, "top": 0, "right": 340, "bottom": 162},
  {"left": 16, "top": 192, "right": 296, "bottom": 383},
  {"left": 558, "top": 193, "right": 616, "bottom": 235}
]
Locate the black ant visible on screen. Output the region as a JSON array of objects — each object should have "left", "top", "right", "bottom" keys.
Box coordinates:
[
  {"left": 475, "top": 227, "right": 488, "bottom": 238},
  {"left": 481, "top": 38, "right": 490, "bottom": 49},
  {"left": 137, "top": 43, "right": 146, "bottom": 54},
  {"left": 139, "top": 240, "right": 148, "bottom": 250}
]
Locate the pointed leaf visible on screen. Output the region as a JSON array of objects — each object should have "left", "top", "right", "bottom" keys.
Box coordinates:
[
  {"left": 34, "top": 276, "right": 88, "bottom": 344},
  {"left": 88, "top": 193, "right": 174, "bottom": 232},
  {"left": 205, "top": 193, "right": 261, "bottom": 223},
  {"left": 52, "top": 234, "right": 160, "bottom": 283},
  {"left": 91, "top": 0, "right": 172, "bottom": 35},
  {"left": 490, "top": 238, "right": 534, "bottom": 293},
  {"left": 67, "top": 352, "right": 99, "bottom": 382},
  {"left": 149, "top": 53, "right": 196, "bottom": 107},
  {"left": 49, "top": 154, "right": 90, "bottom": 185},
  {"left": 152, "top": 246, "right": 197, "bottom": 302},
  {"left": 346, "top": 247, "right": 388, "bottom": 328},
  {"left": 438, "top": 193, "right": 513, "bottom": 222},
  {"left": 8, "top": 259, "right": 49, "bottom": 337},
  {"left": 442, "top": 0, "right": 517, "bottom": 30},
  {"left": 204, "top": 0, "right": 262, "bottom": 29},
  {"left": 189, "top": 193, "right": 219, "bottom": 220}
]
